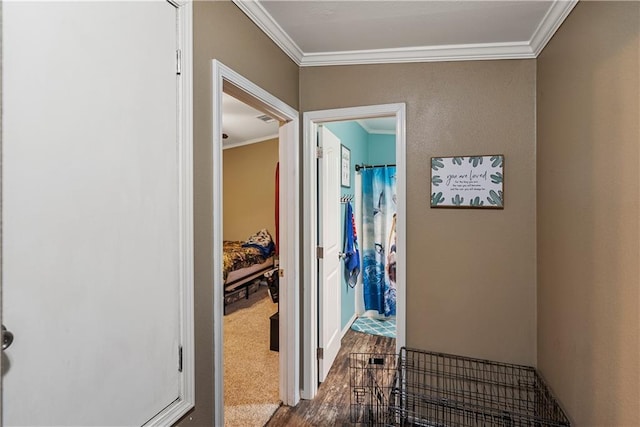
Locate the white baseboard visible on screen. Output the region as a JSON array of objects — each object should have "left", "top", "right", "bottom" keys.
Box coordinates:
[{"left": 341, "top": 313, "right": 358, "bottom": 339}]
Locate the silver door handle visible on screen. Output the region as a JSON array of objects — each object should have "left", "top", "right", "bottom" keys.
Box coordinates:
[{"left": 2, "top": 325, "right": 14, "bottom": 350}]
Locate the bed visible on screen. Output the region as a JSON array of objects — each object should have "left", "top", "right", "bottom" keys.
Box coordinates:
[{"left": 223, "top": 229, "right": 277, "bottom": 312}]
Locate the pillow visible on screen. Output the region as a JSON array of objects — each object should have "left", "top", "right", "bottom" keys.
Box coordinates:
[{"left": 243, "top": 229, "right": 275, "bottom": 257}]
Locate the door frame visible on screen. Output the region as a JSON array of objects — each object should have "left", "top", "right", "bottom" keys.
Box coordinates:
[
  {"left": 302, "top": 104, "right": 407, "bottom": 399},
  {"left": 151, "top": 2, "right": 196, "bottom": 424},
  {"left": 211, "top": 60, "right": 300, "bottom": 426}
]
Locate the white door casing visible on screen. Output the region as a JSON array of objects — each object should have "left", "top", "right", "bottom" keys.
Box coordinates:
[
  {"left": 278, "top": 119, "right": 300, "bottom": 405},
  {"left": 211, "top": 60, "right": 299, "bottom": 426},
  {"left": 2, "top": 1, "right": 194, "bottom": 425},
  {"left": 318, "top": 126, "right": 342, "bottom": 382},
  {"left": 302, "top": 104, "right": 407, "bottom": 400}
]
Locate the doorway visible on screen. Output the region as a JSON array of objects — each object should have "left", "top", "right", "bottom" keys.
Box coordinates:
[
  {"left": 211, "top": 61, "right": 299, "bottom": 426},
  {"left": 302, "top": 104, "right": 407, "bottom": 399},
  {"left": 221, "top": 92, "right": 280, "bottom": 425}
]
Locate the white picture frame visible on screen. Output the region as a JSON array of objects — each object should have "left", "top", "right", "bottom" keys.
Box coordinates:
[
  {"left": 341, "top": 145, "right": 351, "bottom": 188},
  {"left": 430, "top": 155, "right": 504, "bottom": 209}
]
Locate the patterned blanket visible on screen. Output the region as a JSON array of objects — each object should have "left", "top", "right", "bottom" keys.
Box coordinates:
[
  {"left": 223, "top": 241, "right": 269, "bottom": 281},
  {"left": 243, "top": 228, "right": 276, "bottom": 257}
]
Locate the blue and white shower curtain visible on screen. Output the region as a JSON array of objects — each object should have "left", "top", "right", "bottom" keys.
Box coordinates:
[{"left": 361, "top": 167, "right": 397, "bottom": 317}]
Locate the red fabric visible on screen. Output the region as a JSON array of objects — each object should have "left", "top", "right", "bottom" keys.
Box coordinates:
[{"left": 275, "top": 162, "right": 280, "bottom": 255}]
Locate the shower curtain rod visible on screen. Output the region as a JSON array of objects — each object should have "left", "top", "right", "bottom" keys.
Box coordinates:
[{"left": 355, "top": 163, "right": 396, "bottom": 172}]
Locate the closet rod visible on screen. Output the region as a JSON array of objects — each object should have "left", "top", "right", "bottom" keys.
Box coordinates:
[{"left": 355, "top": 163, "right": 396, "bottom": 172}]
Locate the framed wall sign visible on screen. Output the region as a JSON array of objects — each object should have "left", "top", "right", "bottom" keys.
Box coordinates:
[
  {"left": 430, "top": 155, "right": 504, "bottom": 209},
  {"left": 341, "top": 145, "right": 351, "bottom": 188}
]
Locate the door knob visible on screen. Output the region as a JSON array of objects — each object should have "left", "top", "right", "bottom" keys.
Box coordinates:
[{"left": 2, "top": 325, "right": 14, "bottom": 350}]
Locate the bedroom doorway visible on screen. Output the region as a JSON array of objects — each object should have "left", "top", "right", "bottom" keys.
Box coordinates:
[
  {"left": 302, "top": 104, "right": 407, "bottom": 400},
  {"left": 221, "top": 93, "right": 281, "bottom": 426},
  {"left": 212, "top": 61, "right": 300, "bottom": 426}
]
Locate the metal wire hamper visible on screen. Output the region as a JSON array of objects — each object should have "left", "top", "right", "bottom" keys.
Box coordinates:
[
  {"left": 350, "top": 347, "right": 570, "bottom": 427},
  {"left": 350, "top": 352, "right": 399, "bottom": 426}
]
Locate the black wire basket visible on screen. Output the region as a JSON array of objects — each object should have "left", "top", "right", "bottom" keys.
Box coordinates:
[
  {"left": 351, "top": 347, "right": 571, "bottom": 427},
  {"left": 350, "top": 352, "right": 398, "bottom": 426}
]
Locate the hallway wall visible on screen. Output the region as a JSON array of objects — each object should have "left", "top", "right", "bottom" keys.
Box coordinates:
[
  {"left": 301, "top": 60, "right": 537, "bottom": 366},
  {"left": 537, "top": 1, "right": 640, "bottom": 424}
]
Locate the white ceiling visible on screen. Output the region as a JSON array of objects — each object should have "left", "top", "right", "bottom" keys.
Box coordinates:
[
  {"left": 225, "top": 0, "right": 578, "bottom": 144},
  {"left": 233, "top": 0, "right": 577, "bottom": 66},
  {"left": 222, "top": 93, "right": 279, "bottom": 148}
]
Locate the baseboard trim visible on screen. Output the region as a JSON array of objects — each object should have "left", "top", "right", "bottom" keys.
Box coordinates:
[{"left": 341, "top": 313, "right": 358, "bottom": 339}]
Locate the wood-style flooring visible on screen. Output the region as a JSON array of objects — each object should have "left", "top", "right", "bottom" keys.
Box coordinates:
[{"left": 266, "top": 328, "right": 396, "bottom": 427}]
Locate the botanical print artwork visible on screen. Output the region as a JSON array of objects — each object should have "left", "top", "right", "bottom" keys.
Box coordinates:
[{"left": 431, "top": 155, "right": 504, "bottom": 208}]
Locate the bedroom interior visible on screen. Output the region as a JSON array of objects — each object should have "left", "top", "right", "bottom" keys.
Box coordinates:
[{"left": 221, "top": 92, "right": 282, "bottom": 426}]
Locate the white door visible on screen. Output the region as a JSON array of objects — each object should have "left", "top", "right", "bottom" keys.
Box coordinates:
[
  {"left": 318, "top": 126, "right": 342, "bottom": 382},
  {"left": 3, "top": 2, "right": 183, "bottom": 425}
]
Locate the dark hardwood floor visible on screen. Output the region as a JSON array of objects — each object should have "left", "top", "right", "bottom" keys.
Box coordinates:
[{"left": 266, "top": 328, "right": 396, "bottom": 427}]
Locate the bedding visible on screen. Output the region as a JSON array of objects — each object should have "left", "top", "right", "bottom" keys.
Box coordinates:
[
  {"left": 242, "top": 228, "right": 276, "bottom": 257},
  {"left": 223, "top": 229, "right": 275, "bottom": 282},
  {"left": 223, "top": 241, "right": 270, "bottom": 281},
  {"left": 223, "top": 229, "right": 276, "bottom": 313}
]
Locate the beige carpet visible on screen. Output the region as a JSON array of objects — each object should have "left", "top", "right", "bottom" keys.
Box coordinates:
[{"left": 224, "top": 285, "right": 280, "bottom": 426}]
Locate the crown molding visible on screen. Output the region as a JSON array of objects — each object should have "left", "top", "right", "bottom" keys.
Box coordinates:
[
  {"left": 232, "top": 0, "right": 303, "bottom": 65},
  {"left": 235, "top": 0, "right": 577, "bottom": 67},
  {"left": 299, "top": 42, "right": 536, "bottom": 67},
  {"left": 222, "top": 133, "right": 279, "bottom": 150},
  {"left": 530, "top": 0, "right": 579, "bottom": 55}
]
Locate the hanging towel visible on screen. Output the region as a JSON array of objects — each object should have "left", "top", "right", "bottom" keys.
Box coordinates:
[{"left": 343, "top": 201, "right": 360, "bottom": 287}]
